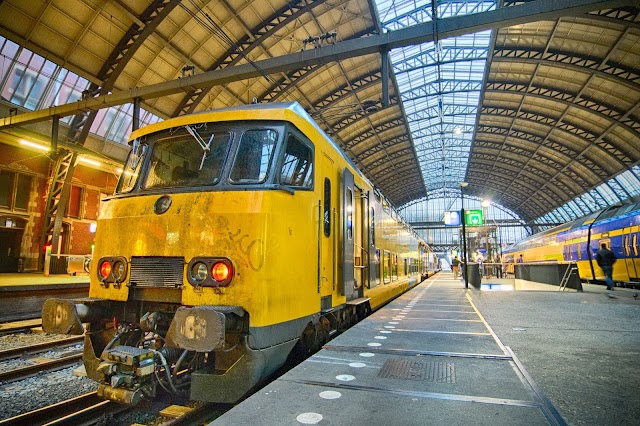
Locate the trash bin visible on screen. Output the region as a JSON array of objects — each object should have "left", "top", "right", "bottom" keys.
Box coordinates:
[{"left": 466, "top": 262, "right": 481, "bottom": 289}]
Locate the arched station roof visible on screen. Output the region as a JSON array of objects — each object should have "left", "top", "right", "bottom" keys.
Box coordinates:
[{"left": 0, "top": 0, "right": 638, "bottom": 221}]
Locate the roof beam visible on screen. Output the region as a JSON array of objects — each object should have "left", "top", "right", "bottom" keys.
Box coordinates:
[{"left": 3, "top": 0, "right": 632, "bottom": 128}]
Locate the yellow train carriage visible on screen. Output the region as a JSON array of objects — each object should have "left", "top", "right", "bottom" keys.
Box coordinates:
[{"left": 42, "top": 102, "right": 431, "bottom": 404}]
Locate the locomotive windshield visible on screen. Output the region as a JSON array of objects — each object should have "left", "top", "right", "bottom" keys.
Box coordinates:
[
  {"left": 229, "top": 129, "right": 278, "bottom": 184},
  {"left": 144, "top": 126, "right": 232, "bottom": 189},
  {"left": 115, "top": 122, "right": 292, "bottom": 194},
  {"left": 116, "top": 140, "right": 147, "bottom": 193}
]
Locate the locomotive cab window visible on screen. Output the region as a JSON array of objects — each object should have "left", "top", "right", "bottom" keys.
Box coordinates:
[
  {"left": 279, "top": 134, "right": 313, "bottom": 188},
  {"left": 230, "top": 129, "right": 278, "bottom": 184},
  {"left": 116, "top": 141, "right": 147, "bottom": 193},
  {"left": 143, "top": 127, "right": 233, "bottom": 190}
]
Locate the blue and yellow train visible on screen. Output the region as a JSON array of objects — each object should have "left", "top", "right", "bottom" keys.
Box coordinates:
[
  {"left": 504, "top": 202, "right": 640, "bottom": 286},
  {"left": 42, "top": 102, "right": 436, "bottom": 404}
]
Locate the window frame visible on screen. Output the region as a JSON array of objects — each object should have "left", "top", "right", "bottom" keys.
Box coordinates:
[
  {"left": 277, "top": 132, "right": 315, "bottom": 190},
  {"left": 0, "top": 169, "right": 34, "bottom": 212},
  {"left": 229, "top": 127, "right": 280, "bottom": 185},
  {"left": 323, "top": 177, "right": 331, "bottom": 237}
]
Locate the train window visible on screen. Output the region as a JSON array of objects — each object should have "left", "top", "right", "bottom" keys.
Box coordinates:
[
  {"left": 346, "top": 188, "right": 353, "bottom": 240},
  {"left": 280, "top": 135, "right": 313, "bottom": 188},
  {"left": 116, "top": 142, "right": 147, "bottom": 193},
  {"left": 404, "top": 258, "right": 407, "bottom": 276},
  {"left": 375, "top": 248, "right": 381, "bottom": 282},
  {"left": 383, "top": 251, "right": 391, "bottom": 284},
  {"left": 144, "top": 128, "right": 232, "bottom": 189},
  {"left": 230, "top": 129, "right": 278, "bottom": 184},
  {"left": 370, "top": 207, "right": 375, "bottom": 246},
  {"left": 392, "top": 254, "right": 398, "bottom": 281},
  {"left": 633, "top": 234, "right": 638, "bottom": 256},
  {"left": 323, "top": 178, "right": 331, "bottom": 237}
]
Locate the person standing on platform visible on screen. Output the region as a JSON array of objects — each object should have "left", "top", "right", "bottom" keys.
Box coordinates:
[
  {"left": 495, "top": 254, "right": 503, "bottom": 278},
  {"left": 452, "top": 256, "right": 461, "bottom": 278},
  {"left": 501, "top": 255, "right": 508, "bottom": 277},
  {"left": 516, "top": 254, "right": 524, "bottom": 263},
  {"left": 476, "top": 252, "right": 484, "bottom": 277},
  {"left": 595, "top": 243, "right": 617, "bottom": 290}
]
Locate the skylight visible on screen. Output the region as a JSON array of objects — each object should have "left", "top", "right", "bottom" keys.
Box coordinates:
[{"left": 375, "top": 1, "right": 496, "bottom": 193}]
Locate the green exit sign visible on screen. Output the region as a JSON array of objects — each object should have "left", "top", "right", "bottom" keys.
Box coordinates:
[{"left": 465, "top": 209, "right": 484, "bottom": 226}]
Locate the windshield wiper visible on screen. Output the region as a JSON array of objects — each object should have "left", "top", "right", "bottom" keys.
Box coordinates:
[{"left": 184, "top": 125, "right": 214, "bottom": 170}]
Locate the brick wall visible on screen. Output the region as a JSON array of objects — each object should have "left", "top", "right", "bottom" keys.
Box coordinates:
[{"left": 0, "top": 143, "right": 119, "bottom": 272}]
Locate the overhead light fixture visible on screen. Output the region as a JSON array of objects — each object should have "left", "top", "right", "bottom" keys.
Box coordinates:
[
  {"left": 80, "top": 157, "right": 101, "bottom": 167},
  {"left": 19, "top": 139, "right": 49, "bottom": 151}
]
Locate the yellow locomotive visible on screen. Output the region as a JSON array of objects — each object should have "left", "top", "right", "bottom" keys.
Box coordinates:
[{"left": 42, "top": 102, "right": 435, "bottom": 404}]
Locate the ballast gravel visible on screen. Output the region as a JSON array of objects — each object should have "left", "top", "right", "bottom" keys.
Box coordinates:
[
  {"left": 0, "top": 330, "right": 96, "bottom": 420},
  {"left": 0, "top": 365, "right": 96, "bottom": 419}
]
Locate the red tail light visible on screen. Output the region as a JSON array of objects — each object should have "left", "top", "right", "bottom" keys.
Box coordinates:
[
  {"left": 99, "top": 260, "right": 112, "bottom": 279},
  {"left": 212, "top": 262, "right": 231, "bottom": 282},
  {"left": 187, "top": 258, "right": 234, "bottom": 287}
]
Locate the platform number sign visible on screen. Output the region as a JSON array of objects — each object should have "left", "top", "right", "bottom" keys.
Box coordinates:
[{"left": 465, "top": 209, "right": 484, "bottom": 226}]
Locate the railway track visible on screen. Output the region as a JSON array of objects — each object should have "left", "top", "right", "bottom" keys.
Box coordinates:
[
  {"left": 0, "top": 335, "right": 84, "bottom": 383},
  {"left": 0, "top": 319, "right": 42, "bottom": 336},
  {"left": 0, "top": 335, "right": 83, "bottom": 362},
  {"left": 0, "top": 352, "right": 82, "bottom": 383},
  {"left": 0, "top": 391, "right": 126, "bottom": 426}
]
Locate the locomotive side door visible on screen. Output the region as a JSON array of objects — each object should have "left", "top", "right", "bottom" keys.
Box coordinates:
[
  {"left": 319, "top": 152, "right": 336, "bottom": 312},
  {"left": 341, "top": 168, "right": 355, "bottom": 298},
  {"left": 353, "top": 185, "right": 369, "bottom": 298}
]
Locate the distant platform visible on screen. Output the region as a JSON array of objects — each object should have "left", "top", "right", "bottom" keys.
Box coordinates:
[{"left": 0, "top": 273, "right": 89, "bottom": 322}]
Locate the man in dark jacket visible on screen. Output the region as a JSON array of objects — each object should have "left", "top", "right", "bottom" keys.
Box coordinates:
[{"left": 595, "top": 243, "right": 617, "bottom": 290}]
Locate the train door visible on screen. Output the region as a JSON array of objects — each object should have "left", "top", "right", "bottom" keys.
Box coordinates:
[
  {"left": 354, "top": 186, "right": 370, "bottom": 295},
  {"left": 341, "top": 168, "right": 367, "bottom": 300},
  {"left": 623, "top": 228, "right": 639, "bottom": 282},
  {"left": 633, "top": 232, "right": 640, "bottom": 282},
  {"left": 368, "top": 205, "right": 379, "bottom": 288},
  {"left": 341, "top": 168, "right": 355, "bottom": 298},
  {"left": 318, "top": 153, "right": 339, "bottom": 311}
]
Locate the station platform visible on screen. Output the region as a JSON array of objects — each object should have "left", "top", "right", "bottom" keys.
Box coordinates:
[
  {"left": 0, "top": 273, "right": 89, "bottom": 289},
  {"left": 213, "top": 273, "right": 640, "bottom": 426},
  {"left": 0, "top": 273, "right": 89, "bottom": 322}
]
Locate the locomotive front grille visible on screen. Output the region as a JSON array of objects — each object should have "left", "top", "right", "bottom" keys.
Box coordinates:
[{"left": 129, "top": 257, "right": 184, "bottom": 288}]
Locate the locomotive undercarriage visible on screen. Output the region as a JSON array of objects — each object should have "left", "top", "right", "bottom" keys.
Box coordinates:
[{"left": 42, "top": 297, "right": 371, "bottom": 404}]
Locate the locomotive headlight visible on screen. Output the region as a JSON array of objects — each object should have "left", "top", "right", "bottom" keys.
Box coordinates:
[
  {"left": 186, "top": 258, "right": 234, "bottom": 287},
  {"left": 112, "top": 261, "right": 126, "bottom": 281},
  {"left": 99, "top": 260, "right": 112, "bottom": 279},
  {"left": 97, "top": 257, "right": 128, "bottom": 285},
  {"left": 192, "top": 262, "right": 208, "bottom": 281},
  {"left": 154, "top": 195, "right": 172, "bottom": 215}
]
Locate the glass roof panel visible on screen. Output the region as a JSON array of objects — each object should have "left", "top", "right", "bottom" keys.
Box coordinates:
[
  {"left": 0, "top": 35, "right": 161, "bottom": 147},
  {"left": 376, "top": 1, "right": 495, "bottom": 194}
]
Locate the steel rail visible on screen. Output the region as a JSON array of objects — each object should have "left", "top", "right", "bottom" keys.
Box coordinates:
[
  {"left": 0, "top": 353, "right": 82, "bottom": 383},
  {"left": 0, "top": 336, "right": 84, "bottom": 362},
  {"left": 0, "top": 391, "right": 125, "bottom": 426}
]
